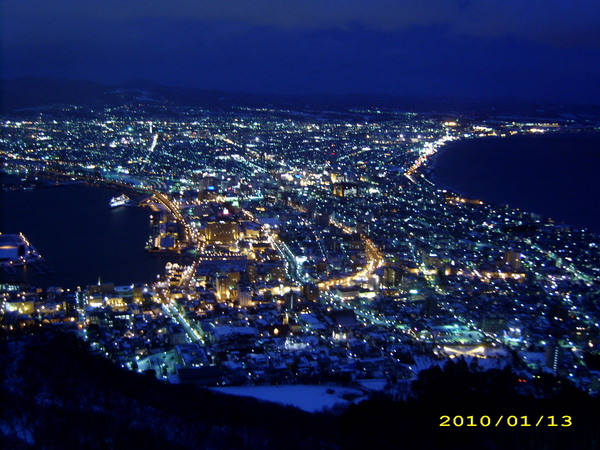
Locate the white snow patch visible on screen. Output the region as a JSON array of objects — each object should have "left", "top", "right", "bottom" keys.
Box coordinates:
[
  {"left": 357, "top": 379, "right": 388, "bottom": 391},
  {"left": 211, "top": 385, "right": 365, "bottom": 413}
]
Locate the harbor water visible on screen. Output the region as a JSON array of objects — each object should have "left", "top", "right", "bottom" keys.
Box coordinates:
[
  {"left": 431, "top": 133, "right": 600, "bottom": 234},
  {"left": 0, "top": 183, "right": 172, "bottom": 289}
]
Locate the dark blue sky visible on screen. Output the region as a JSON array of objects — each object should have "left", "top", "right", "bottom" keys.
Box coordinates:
[{"left": 3, "top": 0, "right": 600, "bottom": 103}]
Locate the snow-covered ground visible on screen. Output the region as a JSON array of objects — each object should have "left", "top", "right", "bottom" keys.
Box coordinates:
[
  {"left": 356, "top": 379, "right": 388, "bottom": 391},
  {"left": 211, "top": 385, "right": 367, "bottom": 413}
]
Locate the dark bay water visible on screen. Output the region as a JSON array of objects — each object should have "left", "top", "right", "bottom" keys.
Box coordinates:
[
  {"left": 432, "top": 133, "right": 600, "bottom": 234},
  {"left": 0, "top": 183, "right": 171, "bottom": 289}
]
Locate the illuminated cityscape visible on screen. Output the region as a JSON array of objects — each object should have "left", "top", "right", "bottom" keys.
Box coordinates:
[
  {"left": 3, "top": 0, "right": 600, "bottom": 445},
  {"left": 2, "top": 102, "right": 600, "bottom": 400}
]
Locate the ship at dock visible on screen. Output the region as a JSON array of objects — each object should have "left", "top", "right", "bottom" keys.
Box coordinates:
[{"left": 110, "top": 194, "right": 130, "bottom": 208}]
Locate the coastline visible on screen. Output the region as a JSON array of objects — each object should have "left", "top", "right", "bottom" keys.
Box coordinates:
[
  {"left": 421, "top": 132, "right": 600, "bottom": 234},
  {"left": 423, "top": 136, "right": 493, "bottom": 200},
  {"left": 0, "top": 183, "right": 171, "bottom": 289}
]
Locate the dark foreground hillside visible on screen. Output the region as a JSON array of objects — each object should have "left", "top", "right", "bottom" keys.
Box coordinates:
[
  {"left": 0, "top": 332, "right": 338, "bottom": 449},
  {"left": 1, "top": 332, "right": 599, "bottom": 449}
]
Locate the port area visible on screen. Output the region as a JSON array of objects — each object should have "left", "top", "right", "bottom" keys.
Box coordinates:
[{"left": 0, "top": 233, "right": 48, "bottom": 274}]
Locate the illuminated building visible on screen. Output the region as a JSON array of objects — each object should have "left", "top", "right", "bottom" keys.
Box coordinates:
[
  {"left": 270, "top": 265, "right": 286, "bottom": 281},
  {"left": 206, "top": 220, "right": 239, "bottom": 244},
  {"left": 332, "top": 182, "right": 358, "bottom": 197},
  {"left": 545, "top": 341, "right": 564, "bottom": 373},
  {"left": 238, "top": 287, "right": 253, "bottom": 307},
  {"left": 216, "top": 276, "right": 230, "bottom": 301}
]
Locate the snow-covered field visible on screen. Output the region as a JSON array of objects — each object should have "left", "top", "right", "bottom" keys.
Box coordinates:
[{"left": 211, "top": 385, "right": 367, "bottom": 413}]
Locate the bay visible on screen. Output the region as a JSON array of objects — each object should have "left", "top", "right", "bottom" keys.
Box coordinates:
[
  {"left": 431, "top": 133, "right": 600, "bottom": 234},
  {"left": 0, "top": 183, "right": 171, "bottom": 289}
]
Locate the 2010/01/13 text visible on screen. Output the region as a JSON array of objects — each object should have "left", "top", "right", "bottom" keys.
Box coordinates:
[{"left": 439, "top": 415, "right": 572, "bottom": 427}]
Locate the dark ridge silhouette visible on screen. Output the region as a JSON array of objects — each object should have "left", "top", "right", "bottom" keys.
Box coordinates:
[
  {"left": 3, "top": 77, "right": 600, "bottom": 117},
  {"left": 0, "top": 332, "right": 338, "bottom": 449},
  {"left": 1, "top": 331, "right": 599, "bottom": 449}
]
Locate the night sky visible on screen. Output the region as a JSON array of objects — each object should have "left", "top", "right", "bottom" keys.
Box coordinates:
[{"left": 3, "top": 0, "right": 600, "bottom": 103}]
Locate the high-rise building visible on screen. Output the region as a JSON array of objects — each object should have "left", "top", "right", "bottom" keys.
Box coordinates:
[
  {"left": 302, "top": 283, "right": 319, "bottom": 301},
  {"left": 216, "top": 276, "right": 230, "bottom": 301},
  {"left": 245, "top": 264, "right": 257, "bottom": 283},
  {"left": 482, "top": 314, "right": 507, "bottom": 334},
  {"left": 421, "top": 296, "right": 438, "bottom": 317},
  {"left": 545, "top": 341, "right": 564, "bottom": 373},
  {"left": 504, "top": 249, "right": 522, "bottom": 270},
  {"left": 238, "top": 287, "right": 253, "bottom": 307},
  {"left": 383, "top": 266, "right": 397, "bottom": 287}
]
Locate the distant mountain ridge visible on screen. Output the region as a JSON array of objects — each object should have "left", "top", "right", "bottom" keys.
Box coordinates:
[
  {"left": 0, "top": 77, "right": 233, "bottom": 111},
  {"left": 2, "top": 76, "right": 599, "bottom": 117}
]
